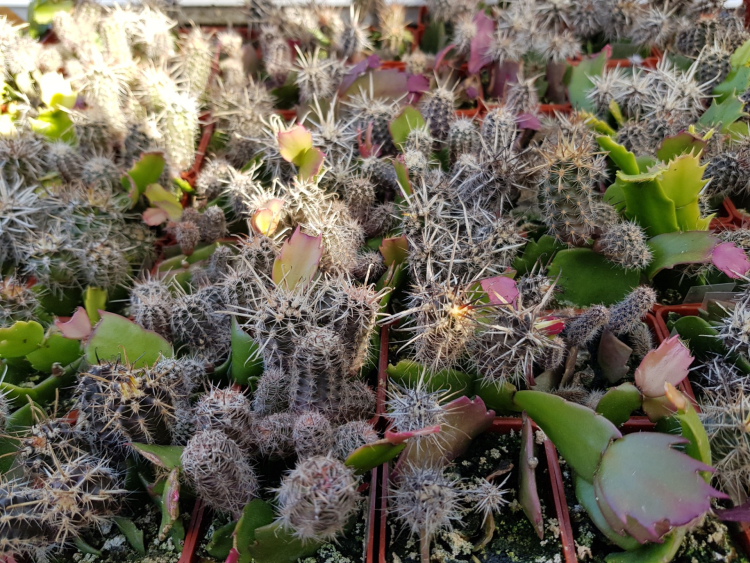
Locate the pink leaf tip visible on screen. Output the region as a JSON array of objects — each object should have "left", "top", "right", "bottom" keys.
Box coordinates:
[
  {"left": 712, "top": 242, "right": 750, "bottom": 279},
  {"left": 55, "top": 307, "right": 93, "bottom": 340}
]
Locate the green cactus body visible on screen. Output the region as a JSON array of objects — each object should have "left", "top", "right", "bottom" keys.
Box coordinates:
[{"left": 539, "top": 137, "right": 607, "bottom": 246}]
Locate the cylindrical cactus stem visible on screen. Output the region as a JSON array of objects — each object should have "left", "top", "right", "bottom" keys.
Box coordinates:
[
  {"left": 420, "top": 86, "right": 456, "bottom": 142},
  {"left": 182, "top": 429, "right": 259, "bottom": 518},
  {"left": 607, "top": 286, "right": 657, "bottom": 336},
  {"left": 252, "top": 367, "right": 290, "bottom": 416},
  {"left": 565, "top": 305, "right": 610, "bottom": 347}
]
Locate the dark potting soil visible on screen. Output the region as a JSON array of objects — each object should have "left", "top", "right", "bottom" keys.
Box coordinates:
[
  {"left": 557, "top": 455, "right": 750, "bottom": 562},
  {"left": 60, "top": 503, "right": 187, "bottom": 563},
  {"left": 387, "top": 430, "right": 565, "bottom": 563}
]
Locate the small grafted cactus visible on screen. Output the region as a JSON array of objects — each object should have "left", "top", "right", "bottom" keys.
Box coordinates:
[
  {"left": 46, "top": 141, "right": 84, "bottom": 182},
  {"left": 471, "top": 297, "right": 564, "bottom": 385},
  {"left": 289, "top": 326, "right": 348, "bottom": 413},
  {"left": 182, "top": 429, "right": 259, "bottom": 518},
  {"left": 275, "top": 455, "right": 359, "bottom": 541},
  {"left": 163, "top": 92, "right": 200, "bottom": 172},
  {"left": 390, "top": 464, "right": 462, "bottom": 550},
  {"left": 705, "top": 151, "right": 749, "bottom": 196},
  {"left": 170, "top": 285, "right": 231, "bottom": 360},
  {"left": 696, "top": 43, "right": 732, "bottom": 87},
  {"left": 387, "top": 381, "right": 447, "bottom": 434},
  {"left": 36, "top": 456, "right": 124, "bottom": 544},
  {"left": 76, "top": 362, "right": 177, "bottom": 452},
  {"left": 607, "top": 286, "right": 657, "bottom": 336},
  {"left": 480, "top": 106, "right": 518, "bottom": 156},
  {"left": 598, "top": 221, "right": 653, "bottom": 271}
]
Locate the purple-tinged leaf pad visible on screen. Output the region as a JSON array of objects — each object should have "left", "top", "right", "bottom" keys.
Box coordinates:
[{"left": 594, "top": 432, "right": 725, "bottom": 544}]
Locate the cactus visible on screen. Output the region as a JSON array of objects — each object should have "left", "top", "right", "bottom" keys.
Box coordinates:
[
  {"left": 0, "top": 480, "right": 50, "bottom": 561},
  {"left": 606, "top": 286, "right": 657, "bottom": 336},
  {"left": 705, "top": 151, "right": 748, "bottom": 196},
  {"left": 253, "top": 366, "right": 290, "bottom": 415},
  {"left": 252, "top": 412, "right": 296, "bottom": 458},
  {"left": 538, "top": 134, "right": 608, "bottom": 246},
  {"left": 130, "top": 277, "right": 175, "bottom": 338},
  {"left": 598, "top": 221, "right": 653, "bottom": 271},
  {"left": 171, "top": 284, "right": 231, "bottom": 360},
  {"left": 419, "top": 86, "right": 456, "bottom": 142},
  {"left": 718, "top": 292, "right": 750, "bottom": 360},
  {"left": 81, "top": 155, "right": 121, "bottom": 190},
  {"left": 194, "top": 386, "right": 255, "bottom": 451},
  {"left": 390, "top": 464, "right": 462, "bottom": 560},
  {"left": 448, "top": 118, "right": 481, "bottom": 162},
  {"left": 397, "top": 280, "right": 479, "bottom": 370},
  {"left": 275, "top": 455, "right": 359, "bottom": 541},
  {"left": 76, "top": 236, "right": 131, "bottom": 290},
  {"left": 335, "top": 379, "right": 377, "bottom": 424},
  {"left": 347, "top": 93, "right": 399, "bottom": 155},
  {"left": 292, "top": 410, "right": 334, "bottom": 458},
  {"left": 176, "top": 28, "right": 215, "bottom": 98},
  {"left": 294, "top": 47, "right": 341, "bottom": 104},
  {"left": 182, "top": 429, "right": 259, "bottom": 518},
  {"left": 46, "top": 141, "right": 84, "bottom": 182},
  {"left": 288, "top": 326, "right": 348, "bottom": 413},
  {"left": 332, "top": 420, "right": 378, "bottom": 460},
  {"left": 76, "top": 362, "right": 177, "bottom": 453},
  {"left": 36, "top": 455, "right": 125, "bottom": 544},
  {"left": 387, "top": 381, "right": 448, "bottom": 434},
  {"left": 696, "top": 43, "right": 732, "bottom": 87},
  {"left": 565, "top": 305, "right": 610, "bottom": 347},
  {"left": 470, "top": 292, "right": 564, "bottom": 385},
  {"left": 196, "top": 158, "right": 234, "bottom": 202}
]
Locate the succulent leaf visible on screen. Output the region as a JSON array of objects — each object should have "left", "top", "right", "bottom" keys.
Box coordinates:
[
  {"left": 513, "top": 390, "right": 621, "bottom": 481},
  {"left": 594, "top": 432, "right": 724, "bottom": 544},
  {"left": 272, "top": 227, "right": 323, "bottom": 290},
  {"left": 84, "top": 312, "right": 174, "bottom": 368}
]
